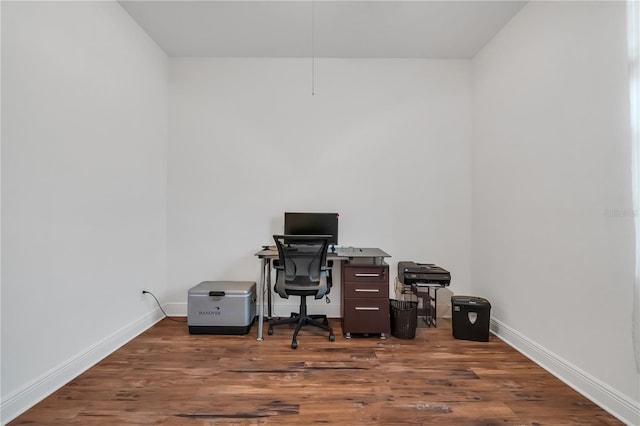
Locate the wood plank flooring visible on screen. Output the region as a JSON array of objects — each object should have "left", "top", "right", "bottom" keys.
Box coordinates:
[{"left": 10, "top": 318, "right": 623, "bottom": 425}]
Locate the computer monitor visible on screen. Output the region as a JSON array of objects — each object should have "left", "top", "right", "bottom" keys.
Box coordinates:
[{"left": 284, "top": 212, "right": 339, "bottom": 246}]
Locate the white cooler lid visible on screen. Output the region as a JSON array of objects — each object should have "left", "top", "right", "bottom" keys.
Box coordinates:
[{"left": 189, "top": 281, "right": 255, "bottom": 296}]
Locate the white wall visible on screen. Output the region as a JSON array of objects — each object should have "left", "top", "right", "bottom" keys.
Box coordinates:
[
  {"left": 5, "top": 1, "right": 636, "bottom": 424},
  {"left": 168, "top": 58, "right": 472, "bottom": 316},
  {"left": 472, "top": 1, "right": 639, "bottom": 423},
  {"left": 1, "top": 2, "right": 168, "bottom": 422}
]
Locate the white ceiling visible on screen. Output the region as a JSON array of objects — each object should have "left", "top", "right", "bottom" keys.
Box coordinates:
[{"left": 119, "top": 1, "right": 527, "bottom": 58}]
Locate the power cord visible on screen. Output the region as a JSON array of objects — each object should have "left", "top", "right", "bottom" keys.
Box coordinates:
[{"left": 142, "top": 290, "right": 187, "bottom": 323}]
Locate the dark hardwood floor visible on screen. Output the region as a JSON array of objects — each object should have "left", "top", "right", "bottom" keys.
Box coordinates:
[{"left": 10, "top": 317, "right": 622, "bottom": 425}]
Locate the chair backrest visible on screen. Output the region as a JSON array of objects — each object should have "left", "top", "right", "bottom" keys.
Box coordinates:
[{"left": 273, "top": 234, "right": 331, "bottom": 299}]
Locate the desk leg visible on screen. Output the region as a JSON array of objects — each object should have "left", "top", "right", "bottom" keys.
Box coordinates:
[
  {"left": 257, "top": 258, "right": 267, "bottom": 341},
  {"left": 266, "top": 260, "right": 272, "bottom": 319},
  {"left": 433, "top": 288, "right": 438, "bottom": 328}
]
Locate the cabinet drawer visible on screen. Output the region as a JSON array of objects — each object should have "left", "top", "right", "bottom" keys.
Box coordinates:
[
  {"left": 343, "top": 281, "right": 388, "bottom": 298},
  {"left": 343, "top": 265, "right": 388, "bottom": 284},
  {"left": 342, "top": 298, "right": 390, "bottom": 334}
]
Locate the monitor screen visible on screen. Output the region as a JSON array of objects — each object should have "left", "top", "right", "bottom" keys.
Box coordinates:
[{"left": 284, "top": 212, "right": 339, "bottom": 245}]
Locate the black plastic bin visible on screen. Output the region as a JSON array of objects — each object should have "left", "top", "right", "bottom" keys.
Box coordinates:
[
  {"left": 390, "top": 299, "right": 418, "bottom": 339},
  {"left": 451, "top": 296, "right": 491, "bottom": 342}
]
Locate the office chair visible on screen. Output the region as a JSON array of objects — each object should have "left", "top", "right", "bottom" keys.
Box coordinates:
[{"left": 268, "top": 234, "right": 335, "bottom": 349}]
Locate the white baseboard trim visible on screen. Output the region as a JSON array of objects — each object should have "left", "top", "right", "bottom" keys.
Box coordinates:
[
  {"left": 268, "top": 303, "right": 342, "bottom": 319},
  {"left": 1, "top": 308, "right": 164, "bottom": 425},
  {"left": 163, "top": 302, "right": 187, "bottom": 317},
  {"left": 163, "top": 302, "right": 342, "bottom": 319},
  {"left": 490, "top": 318, "right": 640, "bottom": 426}
]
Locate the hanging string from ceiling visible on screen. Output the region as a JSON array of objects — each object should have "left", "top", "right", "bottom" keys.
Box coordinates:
[{"left": 311, "top": 0, "right": 315, "bottom": 96}]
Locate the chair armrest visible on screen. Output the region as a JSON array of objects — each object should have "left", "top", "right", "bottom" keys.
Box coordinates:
[
  {"left": 272, "top": 259, "right": 283, "bottom": 270},
  {"left": 322, "top": 261, "right": 333, "bottom": 288}
]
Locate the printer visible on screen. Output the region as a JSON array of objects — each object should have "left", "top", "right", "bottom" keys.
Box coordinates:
[{"left": 398, "top": 261, "right": 451, "bottom": 286}]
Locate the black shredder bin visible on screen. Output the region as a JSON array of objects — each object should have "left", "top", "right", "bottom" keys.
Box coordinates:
[
  {"left": 451, "top": 296, "right": 491, "bottom": 342},
  {"left": 390, "top": 299, "right": 418, "bottom": 339}
]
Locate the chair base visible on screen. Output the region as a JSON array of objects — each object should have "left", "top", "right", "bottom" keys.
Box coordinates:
[{"left": 268, "top": 296, "right": 335, "bottom": 349}]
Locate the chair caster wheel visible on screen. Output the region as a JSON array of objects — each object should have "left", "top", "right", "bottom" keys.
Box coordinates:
[
  {"left": 291, "top": 341, "right": 298, "bottom": 349},
  {"left": 329, "top": 334, "right": 335, "bottom": 342},
  {"left": 323, "top": 318, "right": 329, "bottom": 326},
  {"left": 267, "top": 327, "right": 274, "bottom": 335}
]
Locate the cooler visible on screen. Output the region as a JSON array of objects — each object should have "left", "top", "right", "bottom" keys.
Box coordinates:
[
  {"left": 188, "top": 281, "right": 256, "bottom": 335},
  {"left": 451, "top": 295, "right": 491, "bottom": 342}
]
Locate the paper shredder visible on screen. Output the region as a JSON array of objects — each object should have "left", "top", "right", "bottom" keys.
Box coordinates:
[{"left": 451, "top": 295, "right": 491, "bottom": 342}]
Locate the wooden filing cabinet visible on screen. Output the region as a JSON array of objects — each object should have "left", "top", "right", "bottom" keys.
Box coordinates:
[{"left": 341, "top": 261, "right": 390, "bottom": 339}]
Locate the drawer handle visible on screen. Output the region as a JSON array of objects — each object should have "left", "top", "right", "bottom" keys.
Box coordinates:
[
  {"left": 354, "top": 307, "right": 380, "bottom": 311},
  {"left": 355, "top": 289, "right": 380, "bottom": 293},
  {"left": 355, "top": 273, "right": 380, "bottom": 277}
]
